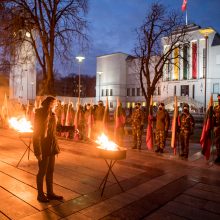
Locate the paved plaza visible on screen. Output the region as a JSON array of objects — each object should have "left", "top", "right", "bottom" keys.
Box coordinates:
[{"left": 0, "top": 128, "right": 220, "bottom": 220}]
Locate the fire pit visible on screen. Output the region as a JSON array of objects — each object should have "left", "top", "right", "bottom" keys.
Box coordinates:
[
  {"left": 8, "top": 117, "right": 33, "bottom": 167},
  {"left": 96, "top": 134, "right": 127, "bottom": 196}
]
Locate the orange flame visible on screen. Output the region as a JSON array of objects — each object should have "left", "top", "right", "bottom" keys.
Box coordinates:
[
  {"left": 8, "top": 117, "right": 33, "bottom": 133},
  {"left": 96, "top": 133, "right": 119, "bottom": 151}
]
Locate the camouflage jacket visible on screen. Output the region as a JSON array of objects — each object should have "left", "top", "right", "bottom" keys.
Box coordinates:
[{"left": 131, "top": 108, "right": 145, "bottom": 127}]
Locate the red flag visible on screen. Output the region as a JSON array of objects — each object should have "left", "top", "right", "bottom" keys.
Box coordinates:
[
  {"left": 200, "top": 95, "right": 213, "bottom": 160},
  {"left": 182, "top": 0, "right": 187, "bottom": 12},
  {"left": 103, "top": 97, "right": 109, "bottom": 132}
]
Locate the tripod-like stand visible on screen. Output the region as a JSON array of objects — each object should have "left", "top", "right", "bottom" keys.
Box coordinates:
[{"left": 16, "top": 133, "right": 33, "bottom": 168}]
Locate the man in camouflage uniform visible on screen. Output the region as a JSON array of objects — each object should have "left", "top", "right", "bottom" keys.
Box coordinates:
[
  {"left": 155, "top": 103, "right": 170, "bottom": 153},
  {"left": 178, "top": 103, "right": 195, "bottom": 159},
  {"left": 213, "top": 94, "right": 220, "bottom": 163},
  {"left": 131, "top": 102, "right": 145, "bottom": 150}
]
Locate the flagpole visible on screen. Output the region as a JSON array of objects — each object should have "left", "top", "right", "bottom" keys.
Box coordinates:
[{"left": 185, "top": 9, "right": 188, "bottom": 25}]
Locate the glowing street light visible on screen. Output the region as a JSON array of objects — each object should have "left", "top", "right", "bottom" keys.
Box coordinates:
[{"left": 76, "top": 56, "right": 85, "bottom": 100}]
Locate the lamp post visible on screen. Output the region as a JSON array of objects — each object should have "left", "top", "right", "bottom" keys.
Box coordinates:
[
  {"left": 199, "top": 27, "right": 214, "bottom": 112},
  {"left": 97, "top": 71, "right": 103, "bottom": 101},
  {"left": 76, "top": 56, "right": 85, "bottom": 101}
]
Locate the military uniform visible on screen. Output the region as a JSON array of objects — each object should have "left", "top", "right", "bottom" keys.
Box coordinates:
[
  {"left": 178, "top": 104, "right": 195, "bottom": 159},
  {"left": 94, "top": 101, "right": 105, "bottom": 137},
  {"left": 155, "top": 103, "right": 170, "bottom": 153},
  {"left": 131, "top": 103, "right": 145, "bottom": 149},
  {"left": 213, "top": 101, "right": 220, "bottom": 163}
]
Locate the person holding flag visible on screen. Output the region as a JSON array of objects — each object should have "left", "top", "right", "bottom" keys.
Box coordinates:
[
  {"left": 114, "top": 98, "right": 126, "bottom": 146},
  {"left": 146, "top": 96, "right": 154, "bottom": 150},
  {"left": 212, "top": 94, "right": 220, "bottom": 163}
]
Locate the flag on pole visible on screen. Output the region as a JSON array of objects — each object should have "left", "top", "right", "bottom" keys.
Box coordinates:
[
  {"left": 200, "top": 95, "right": 213, "bottom": 160},
  {"left": 103, "top": 97, "right": 109, "bottom": 131},
  {"left": 65, "top": 100, "right": 70, "bottom": 126},
  {"left": 182, "top": 0, "right": 187, "bottom": 11},
  {"left": 171, "top": 96, "right": 178, "bottom": 154},
  {"left": 74, "top": 99, "right": 80, "bottom": 140},
  {"left": 146, "top": 95, "right": 153, "bottom": 150}
]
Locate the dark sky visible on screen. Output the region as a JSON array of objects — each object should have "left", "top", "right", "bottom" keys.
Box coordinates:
[{"left": 77, "top": 0, "right": 220, "bottom": 76}]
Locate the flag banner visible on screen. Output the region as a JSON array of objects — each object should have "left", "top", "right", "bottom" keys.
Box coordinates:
[
  {"left": 192, "top": 42, "right": 197, "bottom": 79},
  {"left": 183, "top": 45, "right": 188, "bottom": 79},
  {"left": 146, "top": 95, "right": 153, "bottom": 150},
  {"left": 200, "top": 95, "right": 213, "bottom": 160},
  {"left": 171, "top": 96, "right": 178, "bottom": 151},
  {"left": 103, "top": 97, "right": 109, "bottom": 131},
  {"left": 182, "top": 0, "right": 187, "bottom": 12},
  {"left": 174, "top": 48, "right": 179, "bottom": 80}
]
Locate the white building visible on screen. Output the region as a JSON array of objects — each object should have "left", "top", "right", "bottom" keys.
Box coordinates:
[
  {"left": 9, "top": 32, "right": 36, "bottom": 104},
  {"left": 96, "top": 24, "right": 220, "bottom": 111}
]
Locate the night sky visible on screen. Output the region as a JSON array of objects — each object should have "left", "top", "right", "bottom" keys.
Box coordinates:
[{"left": 75, "top": 0, "right": 220, "bottom": 76}]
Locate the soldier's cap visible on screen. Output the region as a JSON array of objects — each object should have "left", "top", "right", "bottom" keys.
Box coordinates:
[
  {"left": 86, "top": 103, "right": 91, "bottom": 106},
  {"left": 217, "top": 94, "right": 220, "bottom": 99},
  {"left": 183, "top": 103, "right": 189, "bottom": 109},
  {"left": 159, "top": 102, "right": 165, "bottom": 106},
  {"left": 135, "top": 102, "right": 141, "bottom": 106},
  {"left": 41, "top": 96, "right": 56, "bottom": 107},
  {"left": 98, "top": 100, "right": 103, "bottom": 104}
]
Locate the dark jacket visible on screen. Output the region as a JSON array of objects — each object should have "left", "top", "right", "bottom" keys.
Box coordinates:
[
  {"left": 155, "top": 109, "right": 170, "bottom": 131},
  {"left": 33, "top": 107, "right": 60, "bottom": 157}
]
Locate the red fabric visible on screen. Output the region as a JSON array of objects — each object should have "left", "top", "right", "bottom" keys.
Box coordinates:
[
  {"left": 146, "top": 115, "right": 153, "bottom": 150},
  {"left": 182, "top": 0, "right": 187, "bottom": 11},
  {"left": 192, "top": 43, "right": 197, "bottom": 79},
  {"left": 200, "top": 107, "right": 213, "bottom": 160}
]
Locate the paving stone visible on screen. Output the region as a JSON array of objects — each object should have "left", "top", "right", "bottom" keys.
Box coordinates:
[
  {"left": 174, "top": 194, "right": 207, "bottom": 209},
  {"left": 185, "top": 187, "right": 220, "bottom": 203},
  {"left": 162, "top": 201, "right": 220, "bottom": 220},
  {"left": 204, "top": 201, "right": 220, "bottom": 214},
  {"left": 194, "top": 182, "right": 220, "bottom": 195},
  {"left": 20, "top": 209, "right": 61, "bottom": 220},
  {"left": 143, "top": 209, "right": 187, "bottom": 220},
  {"left": 0, "top": 213, "right": 10, "bottom": 220},
  {"left": 65, "top": 212, "right": 92, "bottom": 220}
]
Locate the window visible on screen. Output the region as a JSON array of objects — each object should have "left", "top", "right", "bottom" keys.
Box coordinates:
[
  {"left": 110, "top": 102, "right": 113, "bottom": 108},
  {"left": 181, "top": 85, "right": 189, "bottom": 96},
  {"left": 127, "top": 88, "right": 130, "bottom": 96},
  {"left": 137, "top": 88, "right": 140, "bottom": 96},
  {"left": 101, "top": 89, "right": 104, "bottom": 96},
  {"left": 158, "top": 87, "right": 161, "bottom": 96},
  {"left": 213, "top": 83, "right": 219, "bottom": 94},
  {"left": 174, "top": 86, "right": 176, "bottom": 95},
  {"left": 132, "top": 88, "right": 135, "bottom": 96},
  {"left": 110, "top": 89, "right": 113, "bottom": 96},
  {"left": 106, "top": 89, "right": 109, "bottom": 96},
  {"left": 192, "top": 84, "right": 195, "bottom": 99}
]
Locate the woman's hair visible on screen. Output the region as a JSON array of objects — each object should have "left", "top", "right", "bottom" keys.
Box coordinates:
[{"left": 41, "top": 96, "right": 56, "bottom": 108}]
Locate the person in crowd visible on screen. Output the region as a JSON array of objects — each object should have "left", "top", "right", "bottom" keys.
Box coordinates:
[
  {"left": 114, "top": 101, "right": 126, "bottom": 146},
  {"left": 154, "top": 103, "right": 170, "bottom": 153},
  {"left": 33, "top": 96, "right": 63, "bottom": 203},
  {"left": 131, "top": 102, "right": 145, "bottom": 150},
  {"left": 213, "top": 94, "right": 220, "bottom": 163},
  {"left": 178, "top": 103, "right": 195, "bottom": 159},
  {"left": 94, "top": 100, "right": 105, "bottom": 137},
  {"left": 84, "top": 103, "right": 94, "bottom": 140}
]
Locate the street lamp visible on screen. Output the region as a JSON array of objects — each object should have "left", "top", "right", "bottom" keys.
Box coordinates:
[
  {"left": 97, "top": 71, "right": 103, "bottom": 101},
  {"left": 76, "top": 56, "right": 85, "bottom": 101},
  {"left": 199, "top": 27, "right": 214, "bottom": 112}
]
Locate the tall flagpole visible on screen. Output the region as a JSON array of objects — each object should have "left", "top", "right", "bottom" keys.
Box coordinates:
[{"left": 186, "top": 9, "right": 188, "bottom": 25}]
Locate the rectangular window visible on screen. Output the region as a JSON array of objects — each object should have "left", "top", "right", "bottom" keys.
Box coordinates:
[
  {"left": 192, "top": 84, "right": 195, "bottom": 99},
  {"left": 181, "top": 85, "right": 189, "bottom": 96},
  {"left": 101, "top": 89, "right": 104, "bottom": 96},
  {"left": 192, "top": 42, "right": 197, "bottom": 79},
  {"left": 127, "top": 88, "right": 130, "bottom": 96},
  {"left": 106, "top": 89, "right": 109, "bottom": 96},
  {"left": 132, "top": 88, "right": 135, "bottom": 96},
  {"left": 110, "top": 89, "right": 113, "bottom": 96},
  {"left": 137, "top": 88, "right": 140, "bottom": 96},
  {"left": 158, "top": 87, "right": 161, "bottom": 96},
  {"left": 183, "top": 44, "right": 188, "bottom": 80},
  {"left": 213, "top": 83, "right": 219, "bottom": 94},
  {"left": 174, "top": 85, "right": 176, "bottom": 95}
]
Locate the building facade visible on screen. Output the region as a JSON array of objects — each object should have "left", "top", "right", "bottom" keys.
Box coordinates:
[{"left": 96, "top": 24, "right": 220, "bottom": 111}]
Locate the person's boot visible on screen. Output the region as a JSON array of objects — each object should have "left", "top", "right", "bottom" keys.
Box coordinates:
[
  {"left": 46, "top": 180, "right": 63, "bottom": 201},
  {"left": 155, "top": 148, "right": 160, "bottom": 153},
  {"left": 37, "top": 178, "right": 49, "bottom": 203}
]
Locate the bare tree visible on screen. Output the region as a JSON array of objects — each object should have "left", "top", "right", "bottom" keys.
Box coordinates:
[
  {"left": 134, "top": 2, "right": 189, "bottom": 118},
  {"left": 0, "top": 0, "right": 88, "bottom": 95}
]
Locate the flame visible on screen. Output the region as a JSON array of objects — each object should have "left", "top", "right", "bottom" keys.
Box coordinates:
[
  {"left": 96, "top": 133, "right": 119, "bottom": 151},
  {"left": 8, "top": 117, "right": 33, "bottom": 133}
]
